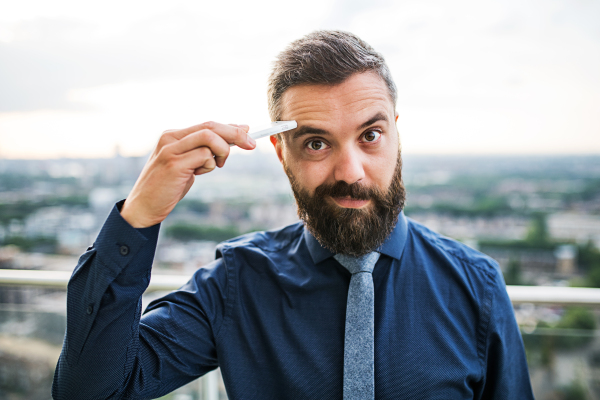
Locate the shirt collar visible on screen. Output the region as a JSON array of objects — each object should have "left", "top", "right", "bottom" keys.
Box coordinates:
[{"left": 304, "top": 211, "right": 408, "bottom": 264}]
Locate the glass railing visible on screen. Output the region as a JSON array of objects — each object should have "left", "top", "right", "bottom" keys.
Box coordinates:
[{"left": 2, "top": 270, "right": 600, "bottom": 400}]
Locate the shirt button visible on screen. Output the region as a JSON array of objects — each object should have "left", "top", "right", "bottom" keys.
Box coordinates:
[
  {"left": 119, "top": 245, "right": 130, "bottom": 256},
  {"left": 86, "top": 305, "right": 94, "bottom": 315}
]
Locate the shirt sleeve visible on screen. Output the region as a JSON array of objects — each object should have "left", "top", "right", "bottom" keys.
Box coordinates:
[
  {"left": 479, "top": 266, "right": 535, "bottom": 400},
  {"left": 52, "top": 201, "right": 226, "bottom": 399}
]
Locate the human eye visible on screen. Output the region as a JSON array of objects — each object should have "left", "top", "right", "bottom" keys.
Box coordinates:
[
  {"left": 361, "top": 129, "right": 381, "bottom": 143},
  {"left": 306, "top": 139, "right": 329, "bottom": 151}
]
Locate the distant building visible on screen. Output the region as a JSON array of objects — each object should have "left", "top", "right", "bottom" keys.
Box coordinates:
[
  {"left": 547, "top": 213, "right": 600, "bottom": 247},
  {"left": 480, "top": 244, "right": 578, "bottom": 283},
  {"left": 408, "top": 213, "right": 530, "bottom": 241},
  {"left": 554, "top": 244, "right": 577, "bottom": 275}
]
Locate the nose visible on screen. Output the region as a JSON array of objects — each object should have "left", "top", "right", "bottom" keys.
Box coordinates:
[{"left": 333, "top": 147, "right": 365, "bottom": 185}]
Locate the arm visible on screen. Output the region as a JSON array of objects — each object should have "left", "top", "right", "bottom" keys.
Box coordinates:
[
  {"left": 53, "top": 202, "right": 161, "bottom": 399},
  {"left": 479, "top": 268, "right": 535, "bottom": 400},
  {"left": 52, "top": 206, "right": 229, "bottom": 398},
  {"left": 52, "top": 121, "right": 255, "bottom": 399}
]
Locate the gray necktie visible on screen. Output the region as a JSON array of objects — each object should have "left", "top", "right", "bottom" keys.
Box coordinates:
[{"left": 334, "top": 252, "right": 380, "bottom": 400}]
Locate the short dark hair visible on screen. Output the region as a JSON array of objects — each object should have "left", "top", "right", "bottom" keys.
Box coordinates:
[{"left": 267, "top": 30, "right": 397, "bottom": 121}]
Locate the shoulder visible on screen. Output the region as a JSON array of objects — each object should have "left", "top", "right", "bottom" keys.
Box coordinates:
[
  {"left": 405, "top": 217, "right": 506, "bottom": 305},
  {"left": 216, "top": 221, "right": 305, "bottom": 256},
  {"left": 406, "top": 217, "right": 502, "bottom": 277},
  {"left": 185, "top": 222, "right": 305, "bottom": 289}
]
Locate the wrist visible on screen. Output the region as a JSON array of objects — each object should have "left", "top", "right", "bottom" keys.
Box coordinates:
[{"left": 120, "top": 199, "right": 155, "bottom": 229}]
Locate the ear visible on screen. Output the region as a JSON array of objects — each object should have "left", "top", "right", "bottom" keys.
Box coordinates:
[
  {"left": 270, "top": 135, "right": 285, "bottom": 164},
  {"left": 394, "top": 111, "right": 401, "bottom": 148}
]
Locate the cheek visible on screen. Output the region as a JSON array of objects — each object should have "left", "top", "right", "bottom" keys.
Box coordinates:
[
  {"left": 285, "top": 154, "right": 332, "bottom": 193},
  {"left": 299, "top": 163, "right": 330, "bottom": 193},
  {"left": 366, "top": 149, "right": 398, "bottom": 187}
]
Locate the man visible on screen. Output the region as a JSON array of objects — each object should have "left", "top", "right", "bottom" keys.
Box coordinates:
[{"left": 53, "top": 31, "right": 534, "bottom": 399}]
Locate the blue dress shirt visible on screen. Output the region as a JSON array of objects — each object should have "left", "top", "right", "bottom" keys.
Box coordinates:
[{"left": 52, "top": 201, "right": 534, "bottom": 399}]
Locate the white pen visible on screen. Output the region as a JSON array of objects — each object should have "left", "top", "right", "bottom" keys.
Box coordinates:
[{"left": 230, "top": 121, "right": 297, "bottom": 147}]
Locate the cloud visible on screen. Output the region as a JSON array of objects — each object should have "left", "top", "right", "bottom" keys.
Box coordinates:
[
  {"left": 0, "top": 15, "right": 225, "bottom": 112},
  {"left": 0, "top": 3, "right": 328, "bottom": 113},
  {"left": 1, "top": 0, "right": 600, "bottom": 156}
]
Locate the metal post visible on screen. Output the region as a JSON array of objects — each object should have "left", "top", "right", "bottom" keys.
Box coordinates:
[{"left": 202, "top": 369, "right": 219, "bottom": 400}]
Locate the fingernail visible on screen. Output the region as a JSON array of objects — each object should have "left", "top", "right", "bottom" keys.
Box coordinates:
[
  {"left": 248, "top": 136, "right": 256, "bottom": 147},
  {"left": 241, "top": 124, "right": 250, "bottom": 132}
]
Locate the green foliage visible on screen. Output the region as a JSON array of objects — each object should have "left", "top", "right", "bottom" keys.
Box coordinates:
[
  {"left": 175, "top": 199, "right": 210, "bottom": 214},
  {"left": 479, "top": 214, "right": 555, "bottom": 260},
  {"left": 44, "top": 195, "right": 88, "bottom": 207},
  {"left": 503, "top": 258, "right": 523, "bottom": 285},
  {"left": 525, "top": 213, "right": 549, "bottom": 245},
  {"left": 0, "top": 196, "right": 89, "bottom": 224},
  {"left": 586, "top": 268, "right": 600, "bottom": 288},
  {"left": 565, "top": 178, "right": 600, "bottom": 202},
  {"left": 575, "top": 241, "right": 600, "bottom": 288},
  {"left": 539, "top": 335, "right": 554, "bottom": 368},
  {"left": 0, "top": 174, "right": 32, "bottom": 190},
  {"left": 523, "top": 308, "right": 597, "bottom": 369},
  {"left": 0, "top": 202, "right": 40, "bottom": 224},
  {"left": 2, "top": 236, "right": 58, "bottom": 253},
  {"left": 557, "top": 307, "right": 596, "bottom": 331},
  {"left": 556, "top": 380, "right": 588, "bottom": 400},
  {"left": 555, "top": 307, "right": 597, "bottom": 349},
  {"left": 522, "top": 320, "right": 555, "bottom": 368},
  {"left": 165, "top": 223, "right": 241, "bottom": 242},
  {"left": 579, "top": 242, "right": 600, "bottom": 271},
  {"left": 0, "top": 172, "right": 79, "bottom": 191}
]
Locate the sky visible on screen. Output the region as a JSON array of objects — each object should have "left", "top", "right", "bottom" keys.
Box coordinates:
[{"left": 1, "top": 0, "right": 599, "bottom": 158}]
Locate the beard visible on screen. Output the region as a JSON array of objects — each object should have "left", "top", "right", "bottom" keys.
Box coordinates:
[{"left": 284, "top": 153, "right": 406, "bottom": 257}]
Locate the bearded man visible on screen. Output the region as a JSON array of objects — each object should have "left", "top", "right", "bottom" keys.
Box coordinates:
[{"left": 53, "top": 31, "right": 534, "bottom": 399}]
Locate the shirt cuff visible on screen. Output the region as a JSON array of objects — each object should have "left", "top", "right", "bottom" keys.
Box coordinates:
[{"left": 92, "top": 200, "right": 161, "bottom": 275}]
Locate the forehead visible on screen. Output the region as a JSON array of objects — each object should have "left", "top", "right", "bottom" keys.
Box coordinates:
[{"left": 280, "top": 72, "right": 394, "bottom": 122}]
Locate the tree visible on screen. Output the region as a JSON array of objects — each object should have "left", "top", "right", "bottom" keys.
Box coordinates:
[
  {"left": 555, "top": 307, "right": 597, "bottom": 349},
  {"left": 525, "top": 213, "right": 549, "bottom": 245},
  {"left": 503, "top": 258, "right": 523, "bottom": 285}
]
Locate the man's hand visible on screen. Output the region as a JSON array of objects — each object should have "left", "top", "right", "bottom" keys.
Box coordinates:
[{"left": 120, "top": 121, "right": 256, "bottom": 228}]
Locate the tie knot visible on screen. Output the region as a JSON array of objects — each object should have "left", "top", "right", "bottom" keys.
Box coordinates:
[{"left": 334, "top": 252, "right": 380, "bottom": 275}]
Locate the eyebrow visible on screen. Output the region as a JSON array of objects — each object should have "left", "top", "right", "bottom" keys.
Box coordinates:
[
  {"left": 291, "top": 111, "right": 389, "bottom": 141},
  {"left": 359, "top": 112, "right": 388, "bottom": 130}
]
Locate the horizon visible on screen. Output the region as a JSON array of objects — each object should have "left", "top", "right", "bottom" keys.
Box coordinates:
[{"left": 2, "top": 150, "right": 600, "bottom": 161}]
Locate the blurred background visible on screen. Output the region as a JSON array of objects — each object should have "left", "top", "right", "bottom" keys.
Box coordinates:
[{"left": 1, "top": 0, "right": 600, "bottom": 399}]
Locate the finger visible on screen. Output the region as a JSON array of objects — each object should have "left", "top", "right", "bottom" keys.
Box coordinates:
[
  {"left": 193, "top": 164, "right": 216, "bottom": 175},
  {"left": 168, "top": 123, "right": 216, "bottom": 140},
  {"left": 172, "top": 121, "right": 254, "bottom": 149},
  {"left": 171, "top": 129, "right": 231, "bottom": 168},
  {"left": 211, "top": 121, "right": 254, "bottom": 149},
  {"left": 229, "top": 123, "right": 250, "bottom": 131},
  {"left": 154, "top": 129, "right": 182, "bottom": 153},
  {"left": 180, "top": 146, "right": 217, "bottom": 173},
  {"left": 192, "top": 156, "right": 217, "bottom": 176}
]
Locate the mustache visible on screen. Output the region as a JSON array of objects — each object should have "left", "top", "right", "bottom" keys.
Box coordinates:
[{"left": 314, "top": 180, "right": 377, "bottom": 201}]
